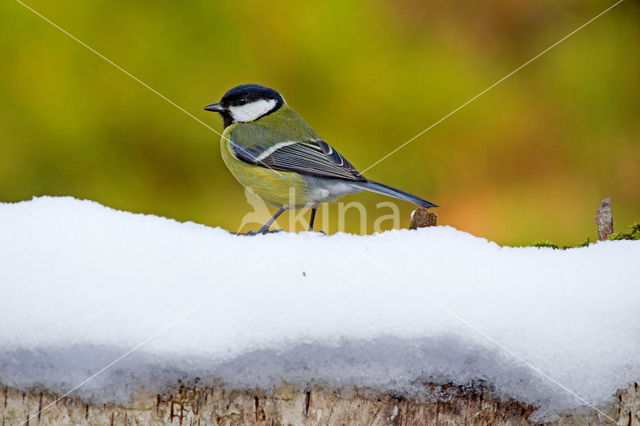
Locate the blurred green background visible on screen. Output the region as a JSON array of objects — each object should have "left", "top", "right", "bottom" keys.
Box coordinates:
[{"left": 1, "top": 0, "right": 638, "bottom": 245}]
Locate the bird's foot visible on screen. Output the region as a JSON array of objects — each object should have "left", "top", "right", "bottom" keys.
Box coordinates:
[{"left": 242, "top": 227, "right": 284, "bottom": 236}]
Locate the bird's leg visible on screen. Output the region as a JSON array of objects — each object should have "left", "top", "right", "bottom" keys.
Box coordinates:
[
  {"left": 254, "top": 206, "right": 287, "bottom": 234},
  {"left": 308, "top": 207, "right": 317, "bottom": 232}
]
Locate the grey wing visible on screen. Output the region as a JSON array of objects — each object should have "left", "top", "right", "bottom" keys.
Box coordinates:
[{"left": 232, "top": 139, "right": 367, "bottom": 182}]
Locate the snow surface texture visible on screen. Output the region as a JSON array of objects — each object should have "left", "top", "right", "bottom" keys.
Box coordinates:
[{"left": 1, "top": 197, "right": 639, "bottom": 421}]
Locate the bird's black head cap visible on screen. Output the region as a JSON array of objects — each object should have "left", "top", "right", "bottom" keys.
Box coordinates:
[{"left": 205, "top": 84, "right": 284, "bottom": 128}]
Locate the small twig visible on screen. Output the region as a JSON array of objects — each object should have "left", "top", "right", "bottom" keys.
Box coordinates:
[{"left": 595, "top": 197, "right": 614, "bottom": 240}]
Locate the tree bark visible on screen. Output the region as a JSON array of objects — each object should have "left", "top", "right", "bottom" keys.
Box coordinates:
[
  {"left": 410, "top": 208, "right": 438, "bottom": 229},
  {"left": 1, "top": 381, "right": 638, "bottom": 425},
  {"left": 595, "top": 197, "right": 614, "bottom": 240}
]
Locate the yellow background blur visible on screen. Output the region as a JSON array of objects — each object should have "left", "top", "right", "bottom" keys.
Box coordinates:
[{"left": 1, "top": 0, "right": 638, "bottom": 245}]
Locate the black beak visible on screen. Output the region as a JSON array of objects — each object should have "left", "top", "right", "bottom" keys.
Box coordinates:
[{"left": 204, "top": 103, "right": 225, "bottom": 113}]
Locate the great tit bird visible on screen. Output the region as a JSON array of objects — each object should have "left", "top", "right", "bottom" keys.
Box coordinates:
[{"left": 204, "top": 84, "right": 436, "bottom": 234}]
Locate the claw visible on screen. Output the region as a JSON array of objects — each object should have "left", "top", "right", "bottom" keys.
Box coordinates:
[{"left": 240, "top": 228, "right": 284, "bottom": 236}]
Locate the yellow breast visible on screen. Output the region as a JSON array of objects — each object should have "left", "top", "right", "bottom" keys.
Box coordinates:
[{"left": 220, "top": 136, "right": 311, "bottom": 208}]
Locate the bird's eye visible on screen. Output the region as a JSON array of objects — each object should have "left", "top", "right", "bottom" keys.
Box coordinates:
[{"left": 237, "top": 98, "right": 248, "bottom": 105}]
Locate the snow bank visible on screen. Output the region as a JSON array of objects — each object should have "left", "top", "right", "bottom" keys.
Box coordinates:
[{"left": 0, "top": 197, "right": 639, "bottom": 420}]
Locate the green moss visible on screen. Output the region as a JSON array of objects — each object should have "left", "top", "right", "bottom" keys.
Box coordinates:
[
  {"left": 607, "top": 223, "right": 640, "bottom": 241},
  {"left": 529, "top": 223, "right": 638, "bottom": 249},
  {"left": 576, "top": 238, "right": 592, "bottom": 248},
  {"left": 532, "top": 240, "right": 559, "bottom": 249}
]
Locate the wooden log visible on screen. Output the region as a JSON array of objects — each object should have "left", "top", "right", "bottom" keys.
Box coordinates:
[
  {"left": 1, "top": 381, "right": 638, "bottom": 425},
  {"left": 0, "top": 381, "right": 534, "bottom": 425}
]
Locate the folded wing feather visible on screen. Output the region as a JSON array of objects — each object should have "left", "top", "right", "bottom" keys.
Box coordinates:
[{"left": 231, "top": 139, "right": 366, "bottom": 182}]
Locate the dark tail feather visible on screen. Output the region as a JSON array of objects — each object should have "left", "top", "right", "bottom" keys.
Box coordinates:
[{"left": 352, "top": 180, "right": 437, "bottom": 208}]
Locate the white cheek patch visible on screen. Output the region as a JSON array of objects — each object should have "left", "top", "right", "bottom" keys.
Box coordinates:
[{"left": 228, "top": 99, "right": 277, "bottom": 123}]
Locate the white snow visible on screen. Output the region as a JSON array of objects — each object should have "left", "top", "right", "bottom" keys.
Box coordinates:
[{"left": 0, "top": 196, "right": 639, "bottom": 421}]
